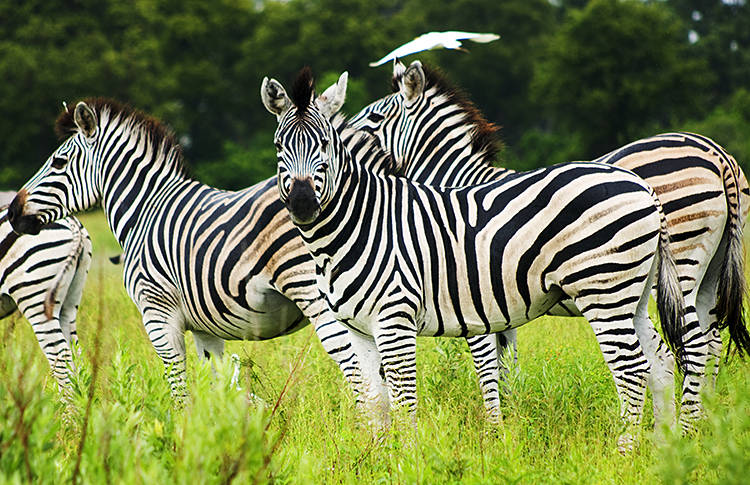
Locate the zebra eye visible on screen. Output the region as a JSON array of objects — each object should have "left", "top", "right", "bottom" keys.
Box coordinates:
[
  {"left": 321, "top": 139, "right": 329, "bottom": 152},
  {"left": 274, "top": 142, "right": 283, "bottom": 153},
  {"left": 367, "top": 113, "right": 385, "bottom": 123},
  {"left": 51, "top": 157, "right": 68, "bottom": 169}
]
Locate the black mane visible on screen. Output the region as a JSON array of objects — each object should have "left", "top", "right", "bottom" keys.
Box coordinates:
[
  {"left": 54, "top": 97, "right": 187, "bottom": 175},
  {"left": 391, "top": 63, "right": 502, "bottom": 163},
  {"left": 290, "top": 66, "right": 314, "bottom": 114}
]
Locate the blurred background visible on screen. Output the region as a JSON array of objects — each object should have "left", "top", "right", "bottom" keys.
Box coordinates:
[{"left": 1, "top": 0, "right": 749, "bottom": 191}]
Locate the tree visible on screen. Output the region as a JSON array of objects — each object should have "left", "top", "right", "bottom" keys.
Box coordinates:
[{"left": 531, "top": 0, "right": 712, "bottom": 158}]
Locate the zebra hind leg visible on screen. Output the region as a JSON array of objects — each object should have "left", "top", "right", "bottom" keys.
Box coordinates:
[
  {"left": 577, "top": 295, "right": 651, "bottom": 453},
  {"left": 677, "top": 294, "right": 710, "bottom": 434}
]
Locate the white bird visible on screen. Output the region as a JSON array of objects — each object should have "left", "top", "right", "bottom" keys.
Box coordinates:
[{"left": 369, "top": 30, "right": 500, "bottom": 67}]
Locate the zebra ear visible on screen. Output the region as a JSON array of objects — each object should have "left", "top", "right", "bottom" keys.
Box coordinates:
[
  {"left": 316, "top": 71, "right": 348, "bottom": 119},
  {"left": 392, "top": 58, "right": 406, "bottom": 80},
  {"left": 401, "top": 61, "right": 425, "bottom": 105},
  {"left": 261, "top": 77, "right": 292, "bottom": 120},
  {"left": 74, "top": 102, "right": 97, "bottom": 138}
]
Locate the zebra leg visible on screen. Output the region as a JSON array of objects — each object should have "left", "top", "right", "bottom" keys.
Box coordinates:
[
  {"left": 678, "top": 295, "right": 710, "bottom": 434},
  {"left": 21, "top": 306, "right": 74, "bottom": 391},
  {"left": 193, "top": 331, "right": 225, "bottom": 373},
  {"left": 465, "top": 329, "right": 517, "bottom": 424},
  {"left": 578, "top": 300, "right": 651, "bottom": 453},
  {"left": 311, "top": 316, "right": 367, "bottom": 398},
  {"left": 57, "top": 247, "right": 91, "bottom": 354},
  {"left": 193, "top": 331, "right": 225, "bottom": 360},
  {"left": 373, "top": 320, "right": 418, "bottom": 424},
  {"left": 695, "top": 250, "right": 724, "bottom": 391},
  {"left": 632, "top": 311, "right": 676, "bottom": 436},
  {"left": 142, "top": 309, "right": 188, "bottom": 402},
  {"left": 347, "top": 329, "right": 390, "bottom": 430}
]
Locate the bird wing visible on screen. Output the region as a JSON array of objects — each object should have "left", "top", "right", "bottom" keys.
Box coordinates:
[
  {"left": 369, "top": 33, "right": 441, "bottom": 67},
  {"left": 443, "top": 31, "right": 501, "bottom": 43},
  {"left": 369, "top": 31, "right": 500, "bottom": 67}
]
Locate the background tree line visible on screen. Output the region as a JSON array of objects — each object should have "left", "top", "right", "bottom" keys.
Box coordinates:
[{"left": 1, "top": 0, "right": 749, "bottom": 190}]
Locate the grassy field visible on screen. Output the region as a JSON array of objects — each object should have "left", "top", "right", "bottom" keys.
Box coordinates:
[{"left": 1, "top": 210, "right": 749, "bottom": 484}]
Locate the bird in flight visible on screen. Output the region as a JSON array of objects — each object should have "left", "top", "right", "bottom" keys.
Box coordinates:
[{"left": 369, "top": 30, "right": 500, "bottom": 67}]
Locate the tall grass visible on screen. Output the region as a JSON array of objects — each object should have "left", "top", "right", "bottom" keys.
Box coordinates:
[{"left": 1, "top": 210, "right": 749, "bottom": 483}]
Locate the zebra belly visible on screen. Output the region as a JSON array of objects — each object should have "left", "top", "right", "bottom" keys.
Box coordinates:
[{"left": 184, "top": 288, "right": 307, "bottom": 341}]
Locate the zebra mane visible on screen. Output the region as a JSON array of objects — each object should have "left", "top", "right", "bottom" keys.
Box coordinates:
[
  {"left": 395, "top": 64, "right": 502, "bottom": 165},
  {"left": 54, "top": 98, "right": 188, "bottom": 175},
  {"left": 290, "top": 66, "right": 314, "bottom": 115}
]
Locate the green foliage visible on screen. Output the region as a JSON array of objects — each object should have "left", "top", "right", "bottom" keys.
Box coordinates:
[
  {"left": 680, "top": 88, "right": 750, "bottom": 170},
  {"left": 532, "top": 0, "right": 712, "bottom": 158},
  {"left": 4, "top": 0, "right": 749, "bottom": 191},
  {"left": 1, "top": 211, "right": 749, "bottom": 483},
  {"left": 655, "top": 367, "right": 750, "bottom": 485}
]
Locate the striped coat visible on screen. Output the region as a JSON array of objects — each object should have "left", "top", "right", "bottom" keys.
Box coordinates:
[
  {"left": 261, "top": 69, "right": 686, "bottom": 451},
  {"left": 7, "top": 99, "right": 375, "bottom": 405},
  {"left": 1, "top": 206, "right": 91, "bottom": 390},
  {"left": 344, "top": 60, "right": 750, "bottom": 431}
]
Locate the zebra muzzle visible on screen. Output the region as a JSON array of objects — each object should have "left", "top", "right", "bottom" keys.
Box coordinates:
[
  {"left": 7, "top": 190, "right": 44, "bottom": 235},
  {"left": 286, "top": 178, "right": 320, "bottom": 225}
]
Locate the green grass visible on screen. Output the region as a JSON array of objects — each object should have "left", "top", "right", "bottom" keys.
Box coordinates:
[{"left": 1, "top": 210, "right": 749, "bottom": 484}]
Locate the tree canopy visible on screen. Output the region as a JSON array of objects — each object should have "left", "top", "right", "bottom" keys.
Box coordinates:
[{"left": 1, "top": 0, "right": 748, "bottom": 190}]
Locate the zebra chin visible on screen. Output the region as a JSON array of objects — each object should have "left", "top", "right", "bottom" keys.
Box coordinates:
[{"left": 288, "top": 206, "right": 321, "bottom": 226}]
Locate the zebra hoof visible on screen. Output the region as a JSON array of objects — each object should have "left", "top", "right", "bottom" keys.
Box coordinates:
[{"left": 617, "top": 433, "right": 635, "bottom": 455}]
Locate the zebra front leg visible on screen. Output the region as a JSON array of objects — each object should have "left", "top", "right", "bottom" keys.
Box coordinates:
[
  {"left": 311, "top": 316, "right": 368, "bottom": 401},
  {"left": 373, "top": 319, "right": 418, "bottom": 428},
  {"left": 465, "top": 329, "right": 517, "bottom": 424},
  {"left": 347, "top": 329, "right": 390, "bottom": 430},
  {"left": 142, "top": 310, "right": 188, "bottom": 403}
]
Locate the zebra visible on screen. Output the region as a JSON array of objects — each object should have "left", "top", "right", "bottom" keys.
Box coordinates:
[
  {"left": 343, "top": 60, "right": 750, "bottom": 432},
  {"left": 6, "top": 98, "right": 392, "bottom": 410},
  {"left": 261, "top": 67, "right": 687, "bottom": 451},
  {"left": 1, "top": 204, "right": 91, "bottom": 391}
]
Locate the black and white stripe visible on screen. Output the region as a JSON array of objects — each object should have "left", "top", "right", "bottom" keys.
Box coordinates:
[
  {"left": 0, "top": 206, "right": 91, "bottom": 390},
  {"left": 262, "top": 69, "right": 687, "bottom": 451},
  {"left": 7, "top": 99, "right": 380, "bottom": 407},
  {"left": 344, "top": 60, "right": 750, "bottom": 432}
]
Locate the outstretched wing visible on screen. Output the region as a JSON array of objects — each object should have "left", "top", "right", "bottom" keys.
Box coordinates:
[
  {"left": 369, "top": 31, "right": 500, "bottom": 67},
  {"left": 444, "top": 31, "right": 500, "bottom": 43}
]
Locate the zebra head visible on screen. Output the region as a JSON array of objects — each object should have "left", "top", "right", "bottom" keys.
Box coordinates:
[
  {"left": 9, "top": 102, "right": 101, "bottom": 235},
  {"left": 261, "top": 67, "right": 348, "bottom": 225},
  {"left": 346, "top": 59, "right": 426, "bottom": 162}
]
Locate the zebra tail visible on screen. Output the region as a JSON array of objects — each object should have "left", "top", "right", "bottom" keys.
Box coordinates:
[
  {"left": 43, "top": 219, "right": 85, "bottom": 320},
  {"left": 653, "top": 189, "right": 688, "bottom": 372},
  {"left": 716, "top": 160, "right": 750, "bottom": 358}
]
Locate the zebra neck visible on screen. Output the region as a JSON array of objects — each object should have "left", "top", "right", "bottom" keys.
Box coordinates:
[
  {"left": 400, "top": 94, "right": 508, "bottom": 186},
  {"left": 100, "top": 148, "right": 195, "bottom": 249}
]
